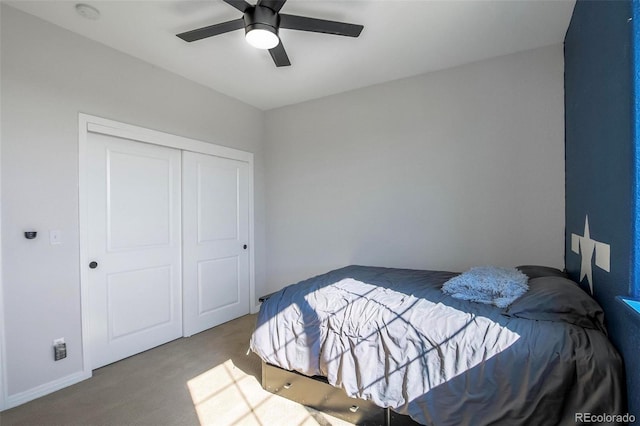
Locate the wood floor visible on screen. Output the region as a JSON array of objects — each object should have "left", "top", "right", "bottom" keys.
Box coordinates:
[{"left": 0, "top": 314, "right": 352, "bottom": 426}]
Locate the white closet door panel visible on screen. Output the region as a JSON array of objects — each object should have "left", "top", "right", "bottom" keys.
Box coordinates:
[
  {"left": 197, "top": 257, "right": 239, "bottom": 314},
  {"left": 88, "top": 132, "right": 182, "bottom": 369},
  {"left": 183, "top": 151, "right": 250, "bottom": 336},
  {"left": 107, "top": 151, "right": 172, "bottom": 250},
  {"left": 107, "top": 266, "right": 173, "bottom": 338},
  {"left": 197, "top": 165, "right": 239, "bottom": 242}
]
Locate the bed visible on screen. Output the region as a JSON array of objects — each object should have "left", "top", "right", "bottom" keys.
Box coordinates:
[{"left": 250, "top": 265, "right": 625, "bottom": 425}]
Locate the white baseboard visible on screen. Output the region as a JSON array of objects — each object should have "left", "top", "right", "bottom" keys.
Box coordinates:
[{"left": 3, "top": 370, "right": 91, "bottom": 410}]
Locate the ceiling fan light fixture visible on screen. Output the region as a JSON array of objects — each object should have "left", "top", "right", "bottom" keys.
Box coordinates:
[{"left": 245, "top": 26, "right": 279, "bottom": 50}]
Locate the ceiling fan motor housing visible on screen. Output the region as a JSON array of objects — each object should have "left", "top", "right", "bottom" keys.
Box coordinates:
[{"left": 244, "top": 6, "right": 280, "bottom": 36}]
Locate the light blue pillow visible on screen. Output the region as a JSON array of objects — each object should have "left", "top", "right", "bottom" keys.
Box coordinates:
[{"left": 442, "top": 266, "right": 529, "bottom": 308}]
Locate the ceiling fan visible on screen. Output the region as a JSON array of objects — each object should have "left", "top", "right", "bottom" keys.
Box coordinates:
[{"left": 176, "top": 0, "right": 364, "bottom": 67}]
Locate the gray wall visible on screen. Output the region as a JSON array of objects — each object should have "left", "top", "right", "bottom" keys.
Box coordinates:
[
  {"left": 0, "top": 5, "right": 265, "bottom": 398},
  {"left": 264, "top": 45, "right": 565, "bottom": 291}
]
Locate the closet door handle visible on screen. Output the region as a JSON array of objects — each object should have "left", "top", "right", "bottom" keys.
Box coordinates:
[
  {"left": 243, "top": 244, "right": 248, "bottom": 250},
  {"left": 89, "top": 261, "right": 98, "bottom": 269}
]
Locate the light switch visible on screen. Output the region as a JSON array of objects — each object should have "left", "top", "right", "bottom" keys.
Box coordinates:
[{"left": 50, "top": 230, "right": 62, "bottom": 245}]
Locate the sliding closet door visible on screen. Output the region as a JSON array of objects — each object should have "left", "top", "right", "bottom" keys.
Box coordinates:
[
  {"left": 182, "top": 151, "right": 250, "bottom": 336},
  {"left": 87, "top": 133, "right": 182, "bottom": 369}
]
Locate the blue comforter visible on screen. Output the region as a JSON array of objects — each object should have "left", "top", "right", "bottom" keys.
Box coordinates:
[{"left": 250, "top": 265, "right": 624, "bottom": 425}]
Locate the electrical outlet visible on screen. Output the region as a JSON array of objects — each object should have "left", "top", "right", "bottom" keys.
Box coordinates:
[{"left": 53, "top": 338, "right": 67, "bottom": 361}]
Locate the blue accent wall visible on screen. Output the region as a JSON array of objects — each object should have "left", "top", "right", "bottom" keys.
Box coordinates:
[
  {"left": 634, "top": 0, "right": 640, "bottom": 300},
  {"left": 565, "top": 0, "right": 640, "bottom": 416}
]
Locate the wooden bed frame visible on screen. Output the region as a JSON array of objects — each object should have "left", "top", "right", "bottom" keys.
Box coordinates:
[{"left": 261, "top": 360, "right": 420, "bottom": 426}]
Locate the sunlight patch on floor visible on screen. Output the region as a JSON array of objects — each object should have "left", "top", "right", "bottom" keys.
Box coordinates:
[{"left": 187, "top": 359, "right": 354, "bottom": 426}]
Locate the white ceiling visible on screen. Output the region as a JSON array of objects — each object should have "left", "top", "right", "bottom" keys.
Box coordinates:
[{"left": 6, "top": 0, "right": 575, "bottom": 110}]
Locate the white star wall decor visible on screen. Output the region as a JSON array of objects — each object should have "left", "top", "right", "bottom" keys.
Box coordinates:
[{"left": 571, "top": 215, "right": 610, "bottom": 294}]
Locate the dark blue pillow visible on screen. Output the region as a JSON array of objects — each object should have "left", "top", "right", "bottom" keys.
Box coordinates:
[
  {"left": 503, "top": 276, "right": 606, "bottom": 332},
  {"left": 516, "top": 265, "right": 568, "bottom": 280}
]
